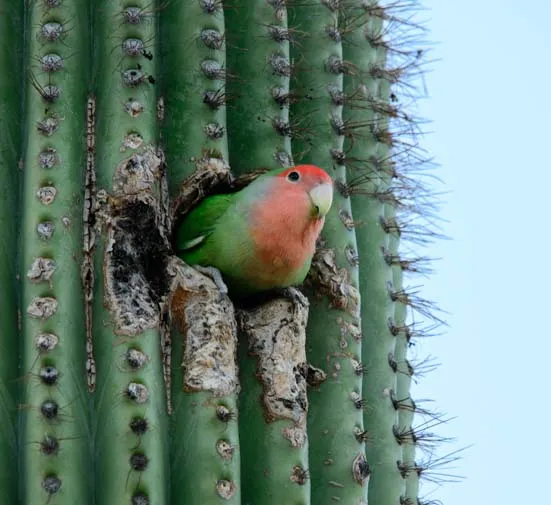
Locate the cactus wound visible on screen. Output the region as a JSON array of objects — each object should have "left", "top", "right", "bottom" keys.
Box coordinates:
[
  {"left": 237, "top": 291, "right": 311, "bottom": 448},
  {"left": 167, "top": 257, "right": 238, "bottom": 397},
  {"left": 307, "top": 246, "right": 360, "bottom": 315},
  {"left": 90, "top": 146, "right": 171, "bottom": 336},
  {"left": 103, "top": 198, "right": 170, "bottom": 335},
  {"left": 170, "top": 157, "right": 232, "bottom": 224}
]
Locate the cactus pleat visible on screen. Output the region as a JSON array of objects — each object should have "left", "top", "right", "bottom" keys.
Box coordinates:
[
  {"left": 341, "top": 2, "right": 437, "bottom": 504},
  {"left": 392, "top": 267, "right": 419, "bottom": 504},
  {"left": 289, "top": 2, "right": 368, "bottom": 503},
  {"left": 225, "top": 0, "right": 294, "bottom": 173},
  {"left": 223, "top": 2, "right": 312, "bottom": 503},
  {"left": 0, "top": 0, "right": 22, "bottom": 500},
  {"left": 91, "top": 2, "right": 169, "bottom": 504},
  {"left": 18, "top": 0, "right": 92, "bottom": 503},
  {"left": 338, "top": 3, "right": 404, "bottom": 504},
  {"left": 161, "top": 0, "right": 229, "bottom": 193},
  {"left": 160, "top": 3, "right": 241, "bottom": 504},
  {"left": 0, "top": 0, "right": 446, "bottom": 503}
]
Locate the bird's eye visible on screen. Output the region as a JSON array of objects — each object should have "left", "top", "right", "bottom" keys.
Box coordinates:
[{"left": 287, "top": 171, "right": 300, "bottom": 182}]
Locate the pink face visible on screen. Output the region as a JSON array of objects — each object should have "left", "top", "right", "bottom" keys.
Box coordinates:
[{"left": 247, "top": 165, "right": 333, "bottom": 287}]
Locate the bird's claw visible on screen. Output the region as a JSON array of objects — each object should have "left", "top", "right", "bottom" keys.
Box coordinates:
[
  {"left": 194, "top": 265, "right": 229, "bottom": 301},
  {"left": 276, "top": 287, "right": 309, "bottom": 309}
]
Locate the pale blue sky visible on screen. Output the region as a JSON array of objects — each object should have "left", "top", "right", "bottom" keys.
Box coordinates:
[{"left": 410, "top": 1, "right": 551, "bottom": 503}]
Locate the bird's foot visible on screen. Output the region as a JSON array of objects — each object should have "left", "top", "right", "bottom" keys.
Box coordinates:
[
  {"left": 193, "top": 265, "right": 228, "bottom": 300},
  {"left": 273, "top": 287, "right": 309, "bottom": 309}
]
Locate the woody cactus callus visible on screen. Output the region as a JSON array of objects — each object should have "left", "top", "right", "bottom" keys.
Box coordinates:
[{"left": 0, "top": 0, "right": 450, "bottom": 504}]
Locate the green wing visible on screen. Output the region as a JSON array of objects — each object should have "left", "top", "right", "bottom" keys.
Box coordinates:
[{"left": 175, "top": 194, "right": 234, "bottom": 252}]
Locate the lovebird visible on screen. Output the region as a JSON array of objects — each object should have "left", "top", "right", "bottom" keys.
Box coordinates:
[{"left": 175, "top": 164, "right": 334, "bottom": 297}]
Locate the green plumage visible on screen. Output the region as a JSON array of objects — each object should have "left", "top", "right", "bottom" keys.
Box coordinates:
[
  {"left": 177, "top": 194, "right": 235, "bottom": 251},
  {"left": 174, "top": 165, "right": 328, "bottom": 296},
  {"left": 175, "top": 172, "right": 272, "bottom": 296}
]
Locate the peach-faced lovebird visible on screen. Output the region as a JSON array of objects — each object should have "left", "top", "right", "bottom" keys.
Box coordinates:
[{"left": 175, "top": 165, "right": 333, "bottom": 297}]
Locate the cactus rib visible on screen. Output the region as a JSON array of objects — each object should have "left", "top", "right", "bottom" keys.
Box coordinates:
[
  {"left": 161, "top": 0, "right": 229, "bottom": 192},
  {"left": 225, "top": 0, "right": 294, "bottom": 173},
  {"left": 290, "top": 2, "right": 368, "bottom": 503},
  {"left": 92, "top": 2, "right": 169, "bottom": 504},
  {"left": 160, "top": 3, "right": 241, "bottom": 503},
  {"left": 237, "top": 292, "right": 311, "bottom": 505},
  {"left": 341, "top": 2, "right": 406, "bottom": 503},
  {"left": 168, "top": 258, "right": 241, "bottom": 505},
  {"left": 19, "top": 1, "right": 91, "bottom": 503}
]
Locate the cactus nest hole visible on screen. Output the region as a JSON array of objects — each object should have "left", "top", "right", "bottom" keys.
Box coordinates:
[
  {"left": 105, "top": 199, "right": 172, "bottom": 334},
  {"left": 111, "top": 200, "right": 170, "bottom": 306},
  {"left": 170, "top": 158, "right": 270, "bottom": 248}
]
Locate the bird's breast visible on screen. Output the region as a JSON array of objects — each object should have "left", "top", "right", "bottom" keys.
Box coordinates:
[
  {"left": 247, "top": 218, "right": 323, "bottom": 287},
  {"left": 244, "top": 188, "right": 325, "bottom": 287}
]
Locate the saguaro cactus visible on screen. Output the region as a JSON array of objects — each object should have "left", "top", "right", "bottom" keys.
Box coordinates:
[{"left": 0, "top": 1, "right": 447, "bottom": 504}]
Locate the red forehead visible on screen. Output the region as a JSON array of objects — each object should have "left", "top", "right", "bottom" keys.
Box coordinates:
[{"left": 278, "top": 164, "right": 333, "bottom": 183}]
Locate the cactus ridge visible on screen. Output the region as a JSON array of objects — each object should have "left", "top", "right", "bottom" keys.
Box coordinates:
[
  {"left": 288, "top": 1, "right": 368, "bottom": 503},
  {"left": 341, "top": 2, "right": 450, "bottom": 504}
]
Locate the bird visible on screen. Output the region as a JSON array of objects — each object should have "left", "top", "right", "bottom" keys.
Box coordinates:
[{"left": 175, "top": 164, "right": 333, "bottom": 298}]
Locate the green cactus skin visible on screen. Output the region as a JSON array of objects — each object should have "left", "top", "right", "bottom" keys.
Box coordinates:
[
  {"left": 168, "top": 258, "right": 240, "bottom": 505},
  {"left": 237, "top": 293, "right": 311, "bottom": 505},
  {"left": 225, "top": 0, "right": 294, "bottom": 174},
  {"left": 340, "top": 4, "right": 406, "bottom": 504},
  {"left": 161, "top": 0, "right": 229, "bottom": 193},
  {"left": 91, "top": 2, "right": 169, "bottom": 504},
  {"left": 18, "top": 1, "right": 92, "bottom": 504},
  {"left": 160, "top": 3, "right": 241, "bottom": 503},
  {"left": 0, "top": 0, "right": 22, "bottom": 501},
  {"left": 289, "top": 2, "right": 369, "bottom": 504}
]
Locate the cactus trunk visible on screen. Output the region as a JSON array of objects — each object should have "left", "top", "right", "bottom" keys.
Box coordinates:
[{"left": 0, "top": 1, "right": 445, "bottom": 504}]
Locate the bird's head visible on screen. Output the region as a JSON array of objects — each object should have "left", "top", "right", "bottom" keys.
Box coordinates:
[{"left": 276, "top": 164, "right": 334, "bottom": 219}]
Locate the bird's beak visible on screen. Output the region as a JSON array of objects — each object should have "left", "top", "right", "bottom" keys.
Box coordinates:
[{"left": 309, "top": 182, "right": 333, "bottom": 218}]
